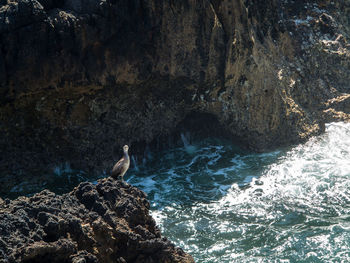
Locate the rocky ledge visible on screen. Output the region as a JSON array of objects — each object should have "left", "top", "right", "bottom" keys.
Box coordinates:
[{"left": 0, "top": 178, "right": 194, "bottom": 263}]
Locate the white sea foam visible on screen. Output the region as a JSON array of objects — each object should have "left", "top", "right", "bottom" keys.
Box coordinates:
[{"left": 130, "top": 122, "right": 350, "bottom": 262}]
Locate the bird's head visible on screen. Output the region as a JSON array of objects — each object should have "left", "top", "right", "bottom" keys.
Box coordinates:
[{"left": 123, "top": 145, "right": 129, "bottom": 153}]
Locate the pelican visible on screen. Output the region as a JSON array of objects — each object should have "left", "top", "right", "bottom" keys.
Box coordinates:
[{"left": 111, "top": 145, "right": 130, "bottom": 180}]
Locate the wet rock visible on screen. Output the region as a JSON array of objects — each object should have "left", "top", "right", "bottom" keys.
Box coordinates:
[{"left": 0, "top": 178, "right": 194, "bottom": 263}]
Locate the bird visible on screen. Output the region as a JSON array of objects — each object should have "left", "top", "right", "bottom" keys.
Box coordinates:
[{"left": 111, "top": 145, "right": 130, "bottom": 180}]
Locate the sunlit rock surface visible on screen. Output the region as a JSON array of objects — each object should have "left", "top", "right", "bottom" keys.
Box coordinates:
[
  {"left": 0, "top": 178, "right": 194, "bottom": 263},
  {"left": 1, "top": 0, "right": 350, "bottom": 187}
]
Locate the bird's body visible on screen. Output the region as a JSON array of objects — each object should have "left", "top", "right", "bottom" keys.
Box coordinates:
[{"left": 111, "top": 145, "right": 130, "bottom": 180}]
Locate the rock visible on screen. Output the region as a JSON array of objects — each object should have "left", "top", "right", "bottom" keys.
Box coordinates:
[
  {"left": 1, "top": 0, "right": 350, "bottom": 187},
  {"left": 0, "top": 178, "right": 194, "bottom": 263}
]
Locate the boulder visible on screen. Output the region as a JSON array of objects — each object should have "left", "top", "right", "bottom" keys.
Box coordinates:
[{"left": 0, "top": 178, "right": 194, "bottom": 263}]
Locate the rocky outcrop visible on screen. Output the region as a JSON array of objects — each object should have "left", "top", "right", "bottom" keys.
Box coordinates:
[
  {"left": 0, "top": 177, "right": 194, "bottom": 263},
  {"left": 1, "top": 0, "right": 350, "bottom": 188}
]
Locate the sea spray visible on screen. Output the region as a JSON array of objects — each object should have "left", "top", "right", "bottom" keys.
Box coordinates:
[
  {"left": 180, "top": 132, "right": 197, "bottom": 154},
  {"left": 128, "top": 122, "right": 350, "bottom": 263},
  {"left": 131, "top": 155, "right": 139, "bottom": 171},
  {"left": 4, "top": 122, "right": 350, "bottom": 262}
]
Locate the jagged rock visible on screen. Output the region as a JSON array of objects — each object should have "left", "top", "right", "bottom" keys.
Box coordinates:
[
  {"left": 0, "top": 178, "right": 194, "bottom": 263},
  {"left": 1, "top": 0, "right": 350, "bottom": 190}
]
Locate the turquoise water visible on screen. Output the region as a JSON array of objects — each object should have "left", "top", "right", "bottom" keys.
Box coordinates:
[
  {"left": 3, "top": 122, "right": 350, "bottom": 262},
  {"left": 128, "top": 122, "right": 350, "bottom": 262}
]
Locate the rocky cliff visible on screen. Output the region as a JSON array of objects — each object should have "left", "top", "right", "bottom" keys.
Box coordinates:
[
  {"left": 0, "top": 177, "right": 194, "bottom": 263},
  {"left": 1, "top": 0, "right": 350, "bottom": 188}
]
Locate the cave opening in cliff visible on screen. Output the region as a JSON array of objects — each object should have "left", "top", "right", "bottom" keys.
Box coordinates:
[
  {"left": 127, "top": 110, "right": 246, "bottom": 173},
  {"left": 135, "top": 111, "right": 242, "bottom": 156},
  {"left": 174, "top": 111, "right": 229, "bottom": 142}
]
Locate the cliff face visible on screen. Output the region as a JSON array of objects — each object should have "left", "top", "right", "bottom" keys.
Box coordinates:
[
  {"left": 0, "top": 178, "right": 194, "bottom": 263},
  {"left": 1, "top": 0, "right": 350, "bottom": 184}
]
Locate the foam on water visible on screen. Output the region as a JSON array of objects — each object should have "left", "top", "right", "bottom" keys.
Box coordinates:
[
  {"left": 3, "top": 122, "right": 350, "bottom": 261},
  {"left": 128, "top": 122, "right": 350, "bottom": 262}
]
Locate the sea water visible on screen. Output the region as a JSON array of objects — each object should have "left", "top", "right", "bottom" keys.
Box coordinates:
[
  {"left": 128, "top": 122, "right": 350, "bottom": 262},
  {"left": 3, "top": 122, "right": 350, "bottom": 262}
]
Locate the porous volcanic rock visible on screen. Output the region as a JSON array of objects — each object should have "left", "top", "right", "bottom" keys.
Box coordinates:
[
  {"left": 1, "top": 0, "right": 350, "bottom": 190},
  {"left": 0, "top": 178, "right": 194, "bottom": 263}
]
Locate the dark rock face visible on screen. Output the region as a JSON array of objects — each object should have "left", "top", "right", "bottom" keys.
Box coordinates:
[
  {"left": 1, "top": 0, "right": 350, "bottom": 187},
  {"left": 0, "top": 178, "right": 194, "bottom": 263}
]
